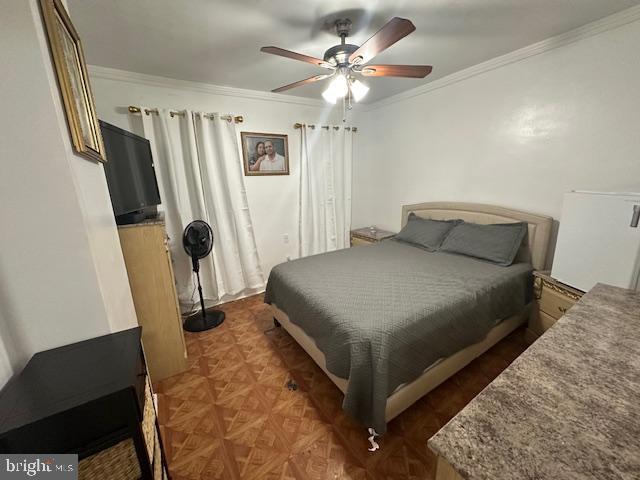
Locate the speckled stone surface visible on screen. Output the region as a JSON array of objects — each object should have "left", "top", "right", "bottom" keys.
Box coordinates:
[
  {"left": 428, "top": 283, "right": 640, "bottom": 480},
  {"left": 117, "top": 213, "right": 165, "bottom": 228}
]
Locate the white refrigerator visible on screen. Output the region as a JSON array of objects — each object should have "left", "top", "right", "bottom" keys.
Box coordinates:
[{"left": 551, "top": 191, "right": 640, "bottom": 292}]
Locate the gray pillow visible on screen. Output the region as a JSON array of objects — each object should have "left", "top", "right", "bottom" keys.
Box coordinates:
[
  {"left": 440, "top": 221, "right": 528, "bottom": 266},
  {"left": 395, "top": 213, "right": 460, "bottom": 251}
]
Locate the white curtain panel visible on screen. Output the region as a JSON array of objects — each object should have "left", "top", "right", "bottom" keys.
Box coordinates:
[
  {"left": 139, "top": 108, "right": 207, "bottom": 304},
  {"left": 139, "top": 108, "right": 264, "bottom": 306},
  {"left": 192, "top": 112, "right": 264, "bottom": 297},
  {"left": 299, "top": 125, "right": 353, "bottom": 257}
]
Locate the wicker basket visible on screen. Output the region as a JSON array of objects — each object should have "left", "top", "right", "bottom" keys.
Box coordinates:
[
  {"left": 153, "top": 436, "right": 163, "bottom": 479},
  {"left": 78, "top": 379, "right": 165, "bottom": 479},
  {"left": 78, "top": 438, "right": 141, "bottom": 479},
  {"left": 141, "top": 379, "right": 156, "bottom": 462}
]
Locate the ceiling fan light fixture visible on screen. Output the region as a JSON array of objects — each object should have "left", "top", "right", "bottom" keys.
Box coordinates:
[
  {"left": 322, "top": 88, "right": 338, "bottom": 104},
  {"left": 323, "top": 74, "right": 348, "bottom": 104},
  {"left": 350, "top": 79, "right": 369, "bottom": 102}
]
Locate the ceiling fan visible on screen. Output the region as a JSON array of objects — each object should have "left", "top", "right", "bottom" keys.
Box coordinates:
[{"left": 261, "top": 17, "right": 432, "bottom": 104}]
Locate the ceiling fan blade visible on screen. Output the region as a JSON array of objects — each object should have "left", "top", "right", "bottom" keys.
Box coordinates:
[
  {"left": 348, "top": 17, "right": 416, "bottom": 65},
  {"left": 360, "top": 64, "right": 433, "bottom": 78},
  {"left": 261, "top": 46, "right": 333, "bottom": 69},
  {"left": 271, "top": 74, "right": 331, "bottom": 93}
]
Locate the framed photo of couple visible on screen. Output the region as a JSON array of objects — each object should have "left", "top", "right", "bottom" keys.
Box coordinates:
[{"left": 241, "top": 132, "right": 289, "bottom": 176}]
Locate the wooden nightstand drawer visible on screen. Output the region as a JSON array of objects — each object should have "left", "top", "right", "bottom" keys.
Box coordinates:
[
  {"left": 527, "top": 272, "right": 584, "bottom": 343},
  {"left": 528, "top": 309, "right": 558, "bottom": 337},
  {"left": 350, "top": 227, "right": 395, "bottom": 247},
  {"left": 539, "top": 310, "right": 557, "bottom": 331},
  {"left": 539, "top": 286, "right": 576, "bottom": 320},
  {"left": 351, "top": 236, "right": 373, "bottom": 246}
]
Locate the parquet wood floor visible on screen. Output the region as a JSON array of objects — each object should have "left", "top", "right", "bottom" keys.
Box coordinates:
[{"left": 155, "top": 294, "right": 529, "bottom": 480}]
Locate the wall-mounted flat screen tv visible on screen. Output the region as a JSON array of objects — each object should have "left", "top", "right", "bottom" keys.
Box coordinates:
[{"left": 100, "top": 120, "right": 161, "bottom": 223}]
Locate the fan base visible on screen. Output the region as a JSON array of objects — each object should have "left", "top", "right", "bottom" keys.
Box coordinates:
[{"left": 183, "top": 309, "right": 225, "bottom": 332}]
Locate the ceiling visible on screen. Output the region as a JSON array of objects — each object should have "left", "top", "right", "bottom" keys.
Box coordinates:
[{"left": 69, "top": 0, "right": 640, "bottom": 104}]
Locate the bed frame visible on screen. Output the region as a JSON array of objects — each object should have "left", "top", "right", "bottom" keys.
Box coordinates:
[{"left": 271, "top": 202, "right": 553, "bottom": 425}]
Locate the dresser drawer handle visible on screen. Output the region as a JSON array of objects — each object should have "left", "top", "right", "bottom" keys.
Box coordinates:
[{"left": 558, "top": 306, "right": 568, "bottom": 314}]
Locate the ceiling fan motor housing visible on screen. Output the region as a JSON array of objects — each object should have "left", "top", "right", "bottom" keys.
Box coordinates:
[
  {"left": 335, "top": 18, "right": 352, "bottom": 36},
  {"left": 323, "top": 44, "right": 359, "bottom": 67}
]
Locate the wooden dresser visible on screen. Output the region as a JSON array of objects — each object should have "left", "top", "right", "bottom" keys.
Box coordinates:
[
  {"left": 526, "top": 271, "right": 584, "bottom": 343},
  {"left": 118, "top": 220, "right": 187, "bottom": 383},
  {"left": 0, "top": 328, "right": 169, "bottom": 479},
  {"left": 350, "top": 226, "right": 396, "bottom": 246}
]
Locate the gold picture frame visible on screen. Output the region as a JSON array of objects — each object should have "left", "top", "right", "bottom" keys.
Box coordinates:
[
  {"left": 241, "top": 132, "right": 290, "bottom": 176},
  {"left": 40, "top": 0, "right": 106, "bottom": 162}
]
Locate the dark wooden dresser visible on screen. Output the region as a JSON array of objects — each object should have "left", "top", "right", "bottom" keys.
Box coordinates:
[{"left": 0, "top": 327, "right": 169, "bottom": 479}]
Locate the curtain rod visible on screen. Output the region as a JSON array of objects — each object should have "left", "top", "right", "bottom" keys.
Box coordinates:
[
  {"left": 293, "top": 122, "right": 357, "bottom": 132},
  {"left": 127, "top": 106, "right": 244, "bottom": 123}
]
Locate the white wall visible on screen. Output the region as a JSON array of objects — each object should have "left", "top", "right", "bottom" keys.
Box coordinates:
[
  {"left": 0, "top": 311, "right": 12, "bottom": 387},
  {"left": 65, "top": 152, "right": 138, "bottom": 333},
  {"left": 89, "top": 68, "right": 340, "bottom": 279},
  {"left": 352, "top": 16, "right": 640, "bottom": 266},
  {"left": 0, "top": 0, "right": 137, "bottom": 386}
]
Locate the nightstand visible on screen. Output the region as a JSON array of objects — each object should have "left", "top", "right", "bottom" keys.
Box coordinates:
[
  {"left": 526, "top": 271, "right": 584, "bottom": 343},
  {"left": 350, "top": 226, "right": 396, "bottom": 246}
]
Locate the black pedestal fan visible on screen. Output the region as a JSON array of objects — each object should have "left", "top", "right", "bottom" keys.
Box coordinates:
[{"left": 182, "top": 220, "right": 225, "bottom": 332}]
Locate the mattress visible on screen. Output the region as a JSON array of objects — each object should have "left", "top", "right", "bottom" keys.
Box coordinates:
[{"left": 264, "top": 239, "right": 532, "bottom": 433}]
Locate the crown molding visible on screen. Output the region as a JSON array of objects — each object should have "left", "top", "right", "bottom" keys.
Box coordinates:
[
  {"left": 88, "top": 65, "right": 327, "bottom": 108},
  {"left": 89, "top": 5, "right": 640, "bottom": 112},
  {"left": 360, "top": 4, "right": 640, "bottom": 112}
]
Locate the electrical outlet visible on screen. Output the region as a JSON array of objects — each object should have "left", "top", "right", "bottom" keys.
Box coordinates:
[{"left": 283, "top": 233, "right": 289, "bottom": 244}]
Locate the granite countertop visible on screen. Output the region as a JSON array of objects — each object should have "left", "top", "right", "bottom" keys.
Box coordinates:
[
  {"left": 428, "top": 283, "right": 640, "bottom": 480},
  {"left": 117, "top": 213, "right": 165, "bottom": 228}
]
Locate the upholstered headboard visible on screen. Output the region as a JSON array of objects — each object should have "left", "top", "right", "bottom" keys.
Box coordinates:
[{"left": 401, "top": 202, "right": 553, "bottom": 271}]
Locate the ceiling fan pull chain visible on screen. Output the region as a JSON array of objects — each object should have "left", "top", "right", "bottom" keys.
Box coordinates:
[{"left": 342, "top": 95, "right": 347, "bottom": 122}]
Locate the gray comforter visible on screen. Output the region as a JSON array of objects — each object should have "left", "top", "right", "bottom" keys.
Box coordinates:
[{"left": 264, "top": 240, "right": 532, "bottom": 433}]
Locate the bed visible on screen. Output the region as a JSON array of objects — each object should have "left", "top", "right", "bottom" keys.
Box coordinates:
[{"left": 264, "top": 202, "right": 552, "bottom": 436}]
